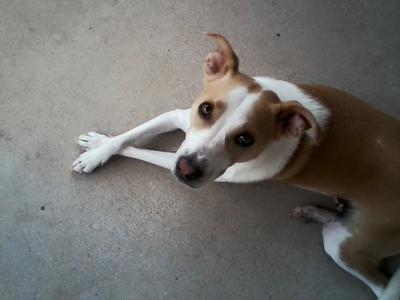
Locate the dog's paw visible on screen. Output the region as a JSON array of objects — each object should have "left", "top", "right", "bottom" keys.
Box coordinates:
[
  {"left": 78, "top": 131, "right": 111, "bottom": 150},
  {"left": 72, "top": 135, "right": 119, "bottom": 173},
  {"left": 290, "top": 205, "right": 318, "bottom": 223},
  {"left": 72, "top": 147, "right": 111, "bottom": 173}
]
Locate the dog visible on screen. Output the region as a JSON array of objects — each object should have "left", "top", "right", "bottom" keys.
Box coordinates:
[{"left": 72, "top": 34, "right": 400, "bottom": 299}]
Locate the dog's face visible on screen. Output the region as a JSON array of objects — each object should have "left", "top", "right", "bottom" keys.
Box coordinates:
[{"left": 174, "top": 34, "right": 319, "bottom": 188}]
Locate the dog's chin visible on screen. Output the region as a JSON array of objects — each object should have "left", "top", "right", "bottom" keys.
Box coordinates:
[
  {"left": 175, "top": 177, "right": 208, "bottom": 189},
  {"left": 172, "top": 169, "right": 225, "bottom": 189},
  {"left": 182, "top": 181, "right": 204, "bottom": 189},
  {"left": 173, "top": 174, "right": 214, "bottom": 189}
]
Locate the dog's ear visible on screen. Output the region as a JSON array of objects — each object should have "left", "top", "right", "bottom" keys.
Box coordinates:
[
  {"left": 203, "top": 33, "right": 239, "bottom": 81},
  {"left": 277, "top": 101, "right": 321, "bottom": 144}
]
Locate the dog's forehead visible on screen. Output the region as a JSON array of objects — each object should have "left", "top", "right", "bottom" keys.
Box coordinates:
[
  {"left": 202, "top": 77, "right": 262, "bottom": 115},
  {"left": 208, "top": 87, "right": 264, "bottom": 139},
  {"left": 226, "top": 86, "right": 259, "bottom": 116}
]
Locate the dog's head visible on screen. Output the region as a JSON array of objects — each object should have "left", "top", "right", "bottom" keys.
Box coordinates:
[{"left": 174, "top": 34, "right": 319, "bottom": 188}]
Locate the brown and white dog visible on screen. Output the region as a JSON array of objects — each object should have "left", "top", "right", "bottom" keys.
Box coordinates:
[{"left": 72, "top": 34, "right": 400, "bottom": 299}]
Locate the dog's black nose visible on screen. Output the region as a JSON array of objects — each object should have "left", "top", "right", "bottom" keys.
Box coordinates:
[{"left": 175, "top": 155, "right": 204, "bottom": 183}]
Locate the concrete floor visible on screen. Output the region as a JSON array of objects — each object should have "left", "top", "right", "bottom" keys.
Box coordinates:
[{"left": 1, "top": 1, "right": 399, "bottom": 299}]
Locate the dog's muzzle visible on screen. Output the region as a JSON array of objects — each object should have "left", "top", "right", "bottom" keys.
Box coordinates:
[{"left": 174, "top": 154, "right": 205, "bottom": 186}]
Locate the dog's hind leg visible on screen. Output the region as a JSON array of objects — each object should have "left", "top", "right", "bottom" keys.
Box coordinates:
[
  {"left": 72, "top": 109, "right": 190, "bottom": 173},
  {"left": 323, "top": 222, "right": 388, "bottom": 297},
  {"left": 292, "top": 206, "right": 390, "bottom": 296}
]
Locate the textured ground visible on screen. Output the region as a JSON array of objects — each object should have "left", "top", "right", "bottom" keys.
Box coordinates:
[{"left": 1, "top": 1, "right": 399, "bottom": 299}]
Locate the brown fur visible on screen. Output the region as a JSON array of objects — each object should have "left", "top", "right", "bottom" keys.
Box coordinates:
[{"left": 275, "top": 84, "right": 400, "bottom": 285}]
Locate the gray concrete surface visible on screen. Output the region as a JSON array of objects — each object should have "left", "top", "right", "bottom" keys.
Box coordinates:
[{"left": 1, "top": 1, "right": 399, "bottom": 299}]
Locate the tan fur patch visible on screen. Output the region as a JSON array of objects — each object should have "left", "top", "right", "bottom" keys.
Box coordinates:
[
  {"left": 191, "top": 99, "right": 226, "bottom": 129},
  {"left": 247, "top": 82, "right": 262, "bottom": 94}
]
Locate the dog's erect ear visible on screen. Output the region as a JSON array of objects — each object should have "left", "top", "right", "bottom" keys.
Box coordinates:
[
  {"left": 203, "top": 33, "right": 239, "bottom": 81},
  {"left": 277, "top": 101, "right": 321, "bottom": 144}
]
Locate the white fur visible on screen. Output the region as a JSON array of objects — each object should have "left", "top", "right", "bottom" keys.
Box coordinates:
[
  {"left": 323, "top": 222, "right": 385, "bottom": 297},
  {"left": 73, "top": 109, "right": 190, "bottom": 173}
]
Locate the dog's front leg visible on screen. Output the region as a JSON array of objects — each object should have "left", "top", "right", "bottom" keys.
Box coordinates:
[
  {"left": 72, "top": 109, "right": 190, "bottom": 173},
  {"left": 78, "top": 132, "right": 177, "bottom": 170},
  {"left": 121, "top": 147, "right": 176, "bottom": 170}
]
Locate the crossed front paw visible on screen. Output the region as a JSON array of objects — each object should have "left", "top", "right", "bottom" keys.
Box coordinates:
[{"left": 72, "top": 131, "right": 118, "bottom": 173}]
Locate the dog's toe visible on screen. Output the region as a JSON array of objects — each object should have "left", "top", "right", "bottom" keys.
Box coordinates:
[
  {"left": 290, "top": 205, "right": 317, "bottom": 222},
  {"left": 72, "top": 152, "right": 89, "bottom": 173},
  {"left": 72, "top": 158, "right": 84, "bottom": 173},
  {"left": 334, "top": 197, "right": 348, "bottom": 213},
  {"left": 72, "top": 152, "right": 95, "bottom": 173},
  {"left": 291, "top": 205, "right": 337, "bottom": 224}
]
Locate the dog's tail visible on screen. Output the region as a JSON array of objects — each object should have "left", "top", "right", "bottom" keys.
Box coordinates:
[{"left": 379, "top": 266, "right": 400, "bottom": 300}]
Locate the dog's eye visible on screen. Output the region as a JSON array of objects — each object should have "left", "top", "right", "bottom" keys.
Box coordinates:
[
  {"left": 199, "top": 102, "right": 213, "bottom": 119},
  {"left": 235, "top": 132, "right": 254, "bottom": 147}
]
